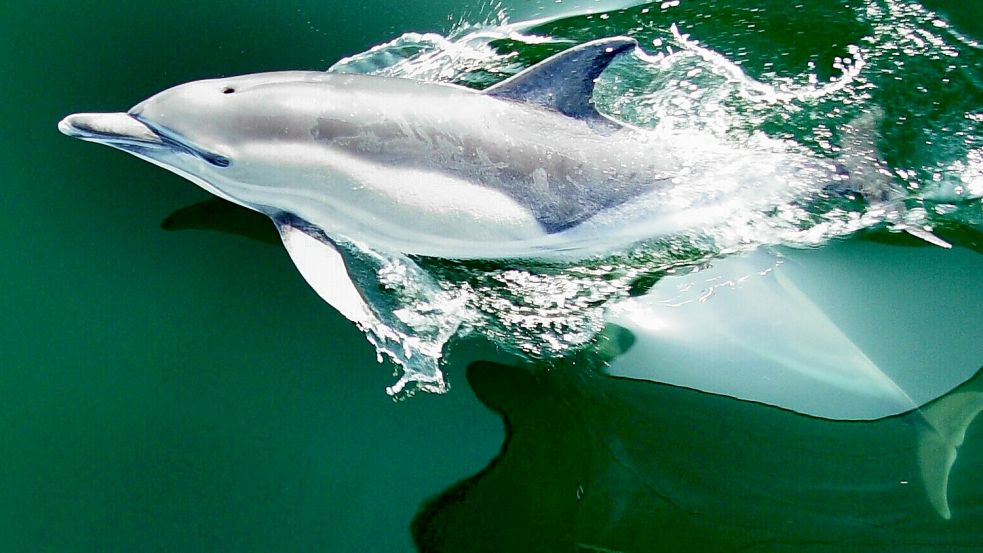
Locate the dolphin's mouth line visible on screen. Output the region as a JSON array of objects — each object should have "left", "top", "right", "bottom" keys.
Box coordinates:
[
  {"left": 130, "top": 113, "right": 231, "bottom": 168},
  {"left": 58, "top": 112, "right": 230, "bottom": 168}
]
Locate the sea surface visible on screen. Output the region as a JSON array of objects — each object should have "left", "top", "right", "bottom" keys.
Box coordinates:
[{"left": 2, "top": 0, "right": 982, "bottom": 551}]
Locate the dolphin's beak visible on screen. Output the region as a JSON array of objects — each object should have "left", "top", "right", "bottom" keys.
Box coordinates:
[
  {"left": 58, "top": 112, "right": 164, "bottom": 146},
  {"left": 58, "top": 111, "right": 230, "bottom": 167}
]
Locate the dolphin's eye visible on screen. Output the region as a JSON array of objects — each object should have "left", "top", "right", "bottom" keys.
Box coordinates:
[
  {"left": 205, "top": 154, "right": 231, "bottom": 168},
  {"left": 222, "top": 87, "right": 236, "bottom": 94}
]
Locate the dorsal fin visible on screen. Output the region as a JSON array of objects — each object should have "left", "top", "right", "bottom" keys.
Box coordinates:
[{"left": 483, "top": 36, "right": 637, "bottom": 124}]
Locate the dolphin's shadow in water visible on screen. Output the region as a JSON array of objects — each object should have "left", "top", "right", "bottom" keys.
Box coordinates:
[
  {"left": 161, "top": 198, "right": 281, "bottom": 245},
  {"left": 413, "top": 356, "right": 983, "bottom": 552}
]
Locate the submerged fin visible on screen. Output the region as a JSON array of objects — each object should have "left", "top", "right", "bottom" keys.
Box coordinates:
[
  {"left": 917, "top": 388, "right": 983, "bottom": 519},
  {"left": 839, "top": 107, "right": 891, "bottom": 200},
  {"left": 839, "top": 108, "right": 952, "bottom": 248},
  {"left": 483, "top": 36, "right": 637, "bottom": 126},
  {"left": 274, "top": 215, "right": 374, "bottom": 325},
  {"left": 894, "top": 224, "right": 953, "bottom": 249}
]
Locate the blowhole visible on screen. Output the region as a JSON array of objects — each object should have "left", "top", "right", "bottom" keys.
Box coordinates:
[{"left": 222, "top": 87, "right": 236, "bottom": 94}]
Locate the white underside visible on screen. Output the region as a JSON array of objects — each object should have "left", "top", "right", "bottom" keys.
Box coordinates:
[{"left": 226, "top": 142, "right": 556, "bottom": 259}]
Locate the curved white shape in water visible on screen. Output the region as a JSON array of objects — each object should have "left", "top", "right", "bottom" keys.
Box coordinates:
[{"left": 605, "top": 241, "right": 983, "bottom": 420}]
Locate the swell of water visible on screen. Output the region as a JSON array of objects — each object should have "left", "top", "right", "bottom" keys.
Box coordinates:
[{"left": 323, "top": 0, "right": 982, "bottom": 397}]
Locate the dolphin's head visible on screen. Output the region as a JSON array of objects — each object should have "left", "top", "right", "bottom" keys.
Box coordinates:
[{"left": 58, "top": 71, "right": 342, "bottom": 207}]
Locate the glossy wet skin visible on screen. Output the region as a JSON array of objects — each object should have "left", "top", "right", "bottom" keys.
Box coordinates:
[
  {"left": 59, "top": 70, "right": 669, "bottom": 257},
  {"left": 131, "top": 71, "right": 668, "bottom": 225},
  {"left": 58, "top": 65, "right": 849, "bottom": 259},
  {"left": 126, "top": 72, "right": 335, "bottom": 165}
]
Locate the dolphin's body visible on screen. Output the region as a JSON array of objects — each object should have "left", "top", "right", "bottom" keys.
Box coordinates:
[
  {"left": 58, "top": 37, "right": 861, "bottom": 262},
  {"left": 56, "top": 34, "right": 918, "bottom": 367},
  {"left": 57, "top": 35, "right": 942, "bottom": 355}
]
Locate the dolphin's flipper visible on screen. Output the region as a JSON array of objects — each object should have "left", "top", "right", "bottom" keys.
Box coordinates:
[
  {"left": 917, "top": 386, "right": 983, "bottom": 519},
  {"left": 274, "top": 215, "right": 374, "bottom": 325},
  {"left": 483, "top": 36, "right": 637, "bottom": 125},
  {"left": 274, "top": 215, "right": 458, "bottom": 395}
]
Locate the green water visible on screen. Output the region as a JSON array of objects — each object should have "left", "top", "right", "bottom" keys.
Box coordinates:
[
  {"left": 3, "top": 2, "right": 502, "bottom": 551},
  {"left": 3, "top": 1, "right": 982, "bottom": 551}
]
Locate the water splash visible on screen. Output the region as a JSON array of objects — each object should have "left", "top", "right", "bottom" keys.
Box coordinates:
[{"left": 320, "top": 0, "right": 983, "bottom": 397}]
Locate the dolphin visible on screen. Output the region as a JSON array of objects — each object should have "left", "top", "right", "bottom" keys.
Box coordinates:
[
  {"left": 59, "top": 36, "right": 922, "bottom": 324},
  {"left": 58, "top": 36, "right": 917, "bottom": 262}
]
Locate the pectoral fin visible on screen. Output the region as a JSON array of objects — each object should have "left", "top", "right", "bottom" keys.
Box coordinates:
[{"left": 274, "top": 215, "right": 374, "bottom": 325}]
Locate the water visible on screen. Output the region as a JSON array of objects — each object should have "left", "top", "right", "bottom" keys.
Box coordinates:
[
  {"left": 2, "top": 0, "right": 982, "bottom": 551},
  {"left": 327, "top": 0, "right": 983, "bottom": 398}
]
